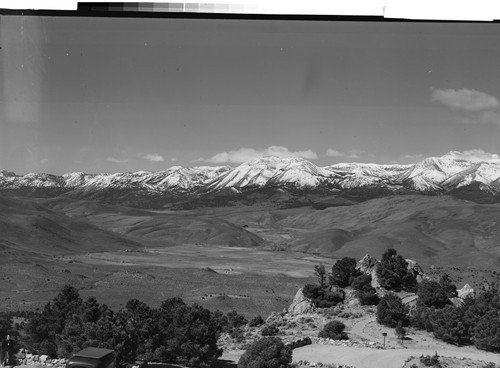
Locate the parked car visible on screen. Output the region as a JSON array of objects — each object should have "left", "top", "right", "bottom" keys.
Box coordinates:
[{"left": 66, "top": 348, "right": 115, "bottom": 368}]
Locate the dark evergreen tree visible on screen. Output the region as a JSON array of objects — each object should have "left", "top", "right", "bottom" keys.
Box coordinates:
[
  {"left": 376, "top": 293, "right": 408, "bottom": 328},
  {"left": 416, "top": 280, "right": 452, "bottom": 309},
  {"left": 431, "top": 304, "right": 472, "bottom": 345},
  {"left": 145, "top": 299, "right": 222, "bottom": 367},
  {"left": 116, "top": 299, "right": 155, "bottom": 363},
  {"left": 395, "top": 320, "right": 407, "bottom": 343},
  {"left": 473, "top": 310, "right": 500, "bottom": 352},
  {"left": 314, "top": 263, "right": 327, "bottom": 289},
  {"left": 0, "top": 318, "right": 12, "bottom": 340},
  {"left": 439, "top": 274, "right": 458, "bottom": 298},
  {"left": 330, "top": 257, "right": 360, "bottom": 288},
  {"left": 377, "top": 249, "right": 417, "bottom": 292},
  {"left": 410, "top": 300, "right": 435, "bottom": 332}
]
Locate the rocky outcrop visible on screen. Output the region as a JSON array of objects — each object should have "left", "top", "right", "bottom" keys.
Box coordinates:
[
  {"left": 357, "top": 254, "right": 381, "bottom": 289},
  {"left": 457, "top": 284, "right": 475, "bottom": 299},
  {"left": 450, "top": 285, "right": 475, "bottom": 306},
  {"left": 406, "top": 259, "right": 427, "bottom": 283},
  {"left": 357, "top": 254, "right": 377, "bottom": 274},
  {"left": 287, "top": 288, "right": 315, "bottom": 315}
]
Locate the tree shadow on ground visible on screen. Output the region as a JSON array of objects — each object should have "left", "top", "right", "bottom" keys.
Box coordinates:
[{"left": 218, "top": 359, "right": 238, "bottom": 368}]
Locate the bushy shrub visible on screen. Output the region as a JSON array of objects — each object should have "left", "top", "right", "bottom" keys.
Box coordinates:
[
  {"left": 230, "top": 327, "right": 246, "bottom": 343},
  {"left": 358, "top": 291, "right": 380, "bottom": 305},
  {"left": 249, "top": 315, "right": 265, "bottom": 327},
  {"left": 227, "top": 310, "right": 248, "bottom": 329},
  {"left": 303, "top": 284, "right": 322, "bottom": 300},
  {"left": 238, "top": 337, "right": 292, "bottom": 368},
  {"left": 261, "top": 324, "right": 279, "bottom": 336},
  {"left": 352, "top": 274, "right": 379, "bottom": 305},
  {"left": 482, "top": 362, "right": 496, "bottom": 368},
  {"left": 318, "top": 320, "right": 348, "bottom": 340},
  {"left": 419, "top": 354, "right": 441, "bottom": 367},
  {"left": 302, "top": 284, "right": 343, "bottom": 308}
]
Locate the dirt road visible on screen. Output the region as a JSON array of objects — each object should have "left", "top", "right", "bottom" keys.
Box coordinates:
[{"left": 293, "top": 344, "right": 500, "bottom": 368}]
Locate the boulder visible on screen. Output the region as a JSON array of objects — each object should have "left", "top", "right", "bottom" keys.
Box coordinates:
[
  {"left": 287, "top": 288, "right": 315, "bottom": 315},
  {"left": 357, "top": 254, "right": 381, "bottom": 289},
  {"left": 39, "top": 355, "right": 49, "bottom": 363},
  {"left": 457, "top": 284, "right": 475, "bottom": 299},
  {"left": 450, "top": 297, "right": 465, "bottom": 307},
  {"left": 357, "top": 254, "right": 377, "bottom": 274},
  {"left": 405, "top": 259, "right": 427, "bottom": 283}
]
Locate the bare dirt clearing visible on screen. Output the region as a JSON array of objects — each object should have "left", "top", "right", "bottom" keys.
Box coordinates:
[{"left": 74, "top": 244, "right": 332, "bottom": 278}]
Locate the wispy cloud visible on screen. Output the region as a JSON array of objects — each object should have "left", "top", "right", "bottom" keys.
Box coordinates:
[
  {"left": 140, "top": 153, "right": 164, "bottom": 162},
  {"left": 432, "top": 88, "right": 499, "bottom": 111},
  {"left": 193, "top": 146, "right": 317, "bottom": 164},
  {"left": 449, "top": 149, "right": 500, "bottom": 162},
  {"left": 39, "top": 158, "right": 49, "bottom": 164},
  {"left": 106, "top": 156, "right": 128, "bottom": 163},
  {"left": 480, "top": 111, "right": 500, "bottom": 125},
  {"left": 325, "top": 149, "right": 362, "bottom": 159},
  {"left": 399, "top": 153, "right": 424, "bottom": 163},
  {"left": 171, "top": 157, "right": 178, "bottom": 162},
  {"left": 403, "top": 153, "right": 423, "bottom": 160}
]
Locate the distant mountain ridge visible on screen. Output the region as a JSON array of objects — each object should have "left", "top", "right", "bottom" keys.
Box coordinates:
[{"left": 2, "top": 152, "right": 500, "bottom": 206}]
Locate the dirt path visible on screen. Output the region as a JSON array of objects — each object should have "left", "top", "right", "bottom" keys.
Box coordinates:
[
  {"left": 347, "top": 316, "right": 378, "bottom": 342},
  {"left": 293, "top": 344, "right": 500, "bottom": 368}
]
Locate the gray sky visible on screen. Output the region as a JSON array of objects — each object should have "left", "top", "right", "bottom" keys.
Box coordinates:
[{"left": 1, "top": 16, "right": 500, "bottom": 174}]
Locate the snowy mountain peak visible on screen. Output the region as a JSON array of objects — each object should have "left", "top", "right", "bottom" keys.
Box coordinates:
[
  {"left": 1, "top": 153, "right": 500, "bottom": 204},
  {"left": 206, "top": 156, "right": 330, "bottom": 191}
]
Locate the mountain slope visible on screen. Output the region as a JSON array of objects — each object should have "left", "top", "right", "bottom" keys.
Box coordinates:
[
  {"left": 0, "top": 195, "right": 144, "bottom": 263},
  {"left": 214, "top": 194, "right": 500, "bottom": 269}
]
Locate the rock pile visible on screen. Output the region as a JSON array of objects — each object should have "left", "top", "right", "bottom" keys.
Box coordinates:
[
  {"left": 405, "top": 259, "right": 427, "bottom": 283},
  {"left": 14, "top": 351, "right": 67, "bottom": 368},
  {"left": 312, "top": 337, "right": 384, "bottom": 349}
]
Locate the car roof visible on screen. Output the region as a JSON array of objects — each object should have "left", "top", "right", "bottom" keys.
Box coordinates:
[{"left": 72, "top": 348, "right": 114, "bottom": 359}]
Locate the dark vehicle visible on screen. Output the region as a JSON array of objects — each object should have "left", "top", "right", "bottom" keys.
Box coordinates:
[{"left": 66, "top": 348, "right": 115, "bottom": 368}]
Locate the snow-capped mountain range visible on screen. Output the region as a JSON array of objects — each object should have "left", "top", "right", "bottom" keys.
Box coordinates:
[{"left": 2, "top": 152, "right": 500, "bottom": 205}]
